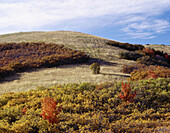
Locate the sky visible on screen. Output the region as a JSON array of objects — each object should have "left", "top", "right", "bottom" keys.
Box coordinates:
[{"left": 0, "top": 0, "right": 170, "bottom": 45}]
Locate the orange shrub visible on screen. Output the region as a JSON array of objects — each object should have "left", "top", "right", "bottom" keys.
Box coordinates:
[
  {"left": 22, "top": 107, "right": 27, "bottom": 115},
  {"left": 143, "top": 47, "right": 155, "bottom": 56},
  {"left": 40, "top": 97, "right": 62, "bottom": 124},
  {"left": 119, "top": 82, "right": 136, "bottom": 104}
]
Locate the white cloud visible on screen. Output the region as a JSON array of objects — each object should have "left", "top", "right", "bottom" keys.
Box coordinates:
[
  {"left": 124, "top": 32, "right": 156, "bottom": 39},
  {"left": 121, "top": 19, "right": 170, "bottom": 39},
  {"left": 0, "top": 0, "right": 170, "bottom": 39}
]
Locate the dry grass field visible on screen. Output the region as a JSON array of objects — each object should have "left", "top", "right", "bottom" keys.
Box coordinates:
[{"left": 0, "top": 31, "right": 169, "bottom": 95}]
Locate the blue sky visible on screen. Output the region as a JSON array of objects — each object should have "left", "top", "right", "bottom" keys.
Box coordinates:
[{"left": 0, "top": 0, "right": 170, "bottom": 45}]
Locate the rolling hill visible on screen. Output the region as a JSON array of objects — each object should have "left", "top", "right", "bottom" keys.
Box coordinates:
[
  {"left": 0, "top": 31, "right": 169, "bottom": 95},
  {"left": 0, "top": 31, "right": 169, "bottom": 132}
]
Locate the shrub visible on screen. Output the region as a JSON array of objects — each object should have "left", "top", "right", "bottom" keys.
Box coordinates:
[
  {"left": 78, "top": 82, "right": 95, "bottom": 92},
  {"left": 119, "top": 51, "right": 143, "bottom": 61},
  {"left": 136, "top": 56, "right": 169, "bottom": 67},
  {"left": 9, "top": 62, "right": 24, "bottom": 72},
  {"left": 146, "top": 70, "right": 158, "bottom": 79},
  {"left": 40, "top": 97, "right": 62, "bottom": 124},
  {"left": 121, "top": 64, "right": 146, "bottom": 74},
  {"left": 106, "top": 40, "right": 144, "bottom": 51},
  {"left": 0, "top": 80, "right": 169, "bottom": 132},
  {"left": 0, "top": 42, "right": 89, "bottom": 79},
  {"left": 129, "top": 65, "right": 170, "bottom": 81},
  {"left": 164, "top": 53, "right": 170, "bottom": 64},
  {"left": 95, "top": 83, "right": 103, "bottom": 90},
  {"left": 0, "top": 68, "right": 16, "bottom": 80},
  {"left": 155, "top": 50, "right": 164, "bottom": 57},
  {"left": 22, "top": 107, "right": 27, "bottom": 115},
  {"left": 143, "top": 48, "right": 170, "bottom": 63},
  {"left": 0, "top": 128, "right": 15, "bottom": 133},
  {"left": 90, "top": 63, "right": 100, "bottom": 74},
  {"left": 165, "top": 53, "right": 168, "bottom": 60},
  {"left": 134, "top": 78, "right": 170, "bottom": 112},
  {"left": 119, "top": 82, "right": 136, "bottom": 104},
  {"left": 142, "top": 47, "right": 155, "bottom": 56}
]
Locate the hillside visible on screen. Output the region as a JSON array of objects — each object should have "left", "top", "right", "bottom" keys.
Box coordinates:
[
  {"left": 0, "top": 31, "right": 169, "bottom": 132},
  {"left": 0, "top": 31, "right": 169, "bottom": 95},
  {"left": 0, "top": 31, "right": 125, "bottom": 60}
]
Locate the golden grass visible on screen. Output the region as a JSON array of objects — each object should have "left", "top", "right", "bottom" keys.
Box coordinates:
[{"left": 0, "top": 61, "right": 132, "bottom": 95}]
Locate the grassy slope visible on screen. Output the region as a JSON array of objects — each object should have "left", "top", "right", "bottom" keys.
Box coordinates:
[
  {"left": 0, "top": 31, "right": 124, "bottom": 59},
  {"left": 0, "top": 31, "right": 169, "bottom": 95}
]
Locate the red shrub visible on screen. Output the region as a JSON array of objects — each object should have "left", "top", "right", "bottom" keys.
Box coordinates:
[
  {"left": 41, "top": 97, "right": 62, "bottom": 124},
  {"left": 143, "top": 48, "right": 155, "bottom": 56},
  {"left": 129, "top": 65, "right": 170, "bottom": 81},
  {"left": 22, "top": 107, "right": 27, "bottom": 115},
  {"left": 147, "top": 70, "right": 158, "bottom": 79},
  {"left": 119, "top": 82, "right": 136, "bottom": 104},
  {"left": 165, "top": 54, "right": 169, "bottom": 60}
]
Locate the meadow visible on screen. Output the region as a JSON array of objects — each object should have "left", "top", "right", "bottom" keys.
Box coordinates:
[{"left": 0, "top": 31, "right": 169, "bottom": 132}]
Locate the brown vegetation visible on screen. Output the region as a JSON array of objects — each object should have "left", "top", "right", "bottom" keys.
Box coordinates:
[{"left": 0, "top": 42, "right": 88, "bottom": 80}]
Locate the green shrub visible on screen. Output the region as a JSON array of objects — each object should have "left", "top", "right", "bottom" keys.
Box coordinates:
[
  {"left": 90, "top": 63, "right": 100, "bottom": 74},
  {"left": 78, "top": 82, "right": 95, "bottom": 92},
  {"left": 133, "top": 78, "right": 170, "bottom": 112}
]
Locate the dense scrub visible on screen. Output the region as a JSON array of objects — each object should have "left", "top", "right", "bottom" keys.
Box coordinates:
[
  {"left": 119, "top": 51, "right": 143, "bottom": 61},
  {"left": 0, "top": 42, "right": 89, "bottom": 80},
  {"left": 136, "top": 56, "right": 169, "bottom": 67},
  {"left": 121, "top": 64, "right": 146, "bottom": 74},
  {"left": 115, "top": 42, "right": 169, "bottom": 68},
  {"left": 120, "top": 47, "right": 170, "bottom": 81},
  {"left": 106, "top": 40, "right": 144, "bottom": 51},
  {"left": 128, "top": 65, "right": 170, "bottom": 81},
  {"left": 0, "top": 78, "right": 169, "bottom": 132},
  {"left": 119, "top": 51, "right": 169, "bottom": 68}
]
